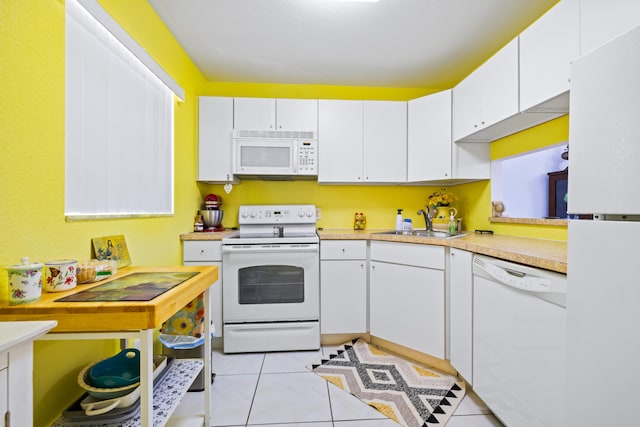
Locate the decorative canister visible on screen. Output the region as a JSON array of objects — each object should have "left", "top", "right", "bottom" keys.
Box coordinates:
[
  {"left": 6, "top": 257, "right": 43, "bottom": 305},
  {"left": 44, "top": 259, "right": 78, "bottom": 292}
]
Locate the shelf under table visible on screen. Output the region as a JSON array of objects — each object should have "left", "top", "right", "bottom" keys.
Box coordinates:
[{"left": 51, "top": 358, "right": 204, "bottom": 427}]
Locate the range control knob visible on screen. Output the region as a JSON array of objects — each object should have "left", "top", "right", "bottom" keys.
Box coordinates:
[
  {"left": 250, "top": 211, "right": 258, "bottom": 218},
  {"left": 241, "top": 211, "right": 249, "bottom": 219},
  {"left": 306, "top": 210, "right": 314, "bottom": 217},
  {"left": 298, "top": 210, "right": 305, "bottom": 218}
]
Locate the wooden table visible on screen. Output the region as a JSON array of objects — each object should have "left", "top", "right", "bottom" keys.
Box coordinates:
[{"left": 0, "top": 265, "right": 218, "bottom": 427}]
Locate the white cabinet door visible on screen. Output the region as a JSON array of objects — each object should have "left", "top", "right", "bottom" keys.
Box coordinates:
[
  {"left": 0, "top": 354, "right": 6, "bottom": 427},
  {"left": 407, "top": 90, "right": 452, "bottom": 181},
  {"left": 320, "top": 260, "right": 367, "bottom": 334},
  {"left": 568, "top": 25, "right": 640, "bottom": 214},
  {"left": 198, "top": 97, "right": 236, "bottom": 183},
  {"left": 520, "top": 0, "right": 580, "bottom": 112},
  {"left": 448, "top": 248, "right": 473, "bottom": 384},
  {"left": 184, "top": 241, "right": 223, "bottom": 339},
  {"left": 580, "top": 0, "right": 640, "bottom": 55},
  {"left": 478, "top": 37, "right": 519, "bottom": 130},
  {"left": 452, "top": 71, "right": 483, "bottom": 142},
  {"left": 318, "top": 100, "right": 364, "bottom": 182},
  {"left": 453, "top": 38, "right": 519, "bottom": 142},
  {"left": 363, "top": 101, "right": 407, "bottom": 183},
  {"left": 370, "top": 260, "right": 445, "bottom": 358},
  {"left": 233, "top": 97, "right": 276, "bottom": 130},
  {"left": 276, "top": 99, "right": 318, "bottom": 132}
]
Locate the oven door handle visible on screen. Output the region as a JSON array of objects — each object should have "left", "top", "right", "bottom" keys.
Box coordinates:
[{"left": 222, "top": 245, "right": 319, "bottom": 254}]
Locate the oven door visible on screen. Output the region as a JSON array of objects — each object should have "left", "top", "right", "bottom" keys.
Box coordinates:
[{"left": 222, "top": 243, "right": 319, "bottom": 323}]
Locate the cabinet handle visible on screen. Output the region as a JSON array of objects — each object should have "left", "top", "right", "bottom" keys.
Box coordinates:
[{"left": 200, "top": 249, "right": 205, "bottom": 254}]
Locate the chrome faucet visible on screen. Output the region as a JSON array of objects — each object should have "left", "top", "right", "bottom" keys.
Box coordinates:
[{"left": 417, "top": 207, "right": 433, "bottom": 232}]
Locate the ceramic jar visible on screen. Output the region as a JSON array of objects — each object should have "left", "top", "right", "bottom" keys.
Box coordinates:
[
  {"left": 44, "top": 259, "right": 77, "bottom": 292},
  {"left": 6, "top": 257, "right": 43, "bottom": 305}
]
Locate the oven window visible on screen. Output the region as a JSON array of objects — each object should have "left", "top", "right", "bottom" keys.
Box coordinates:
[{"left": 238, "top": 265, "right": 304, "bottom": 304}]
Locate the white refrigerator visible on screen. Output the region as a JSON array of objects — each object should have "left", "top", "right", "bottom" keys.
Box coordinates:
[{"left": 567, "top": 24, "right": 640, "bottom": 426}]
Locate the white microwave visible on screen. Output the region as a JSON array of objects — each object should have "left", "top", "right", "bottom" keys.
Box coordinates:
[{"left": 232, "top": 130, "right": 318, "bottom": 178}]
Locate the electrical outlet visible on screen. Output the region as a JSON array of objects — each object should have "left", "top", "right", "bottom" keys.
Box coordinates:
[{"left": 316, "top": 207, "right": 322, "bottom": 220}]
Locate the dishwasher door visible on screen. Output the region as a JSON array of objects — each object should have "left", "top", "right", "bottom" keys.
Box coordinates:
[{"left": 472, "top": 255, "right": 566, "bottom": 427}]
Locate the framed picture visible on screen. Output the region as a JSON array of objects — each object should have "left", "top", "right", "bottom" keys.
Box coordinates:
[{"left": 91, "top": 235, "right": 131, "bottom": 268}]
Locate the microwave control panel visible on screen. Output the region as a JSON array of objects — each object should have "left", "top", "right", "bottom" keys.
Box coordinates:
[{"left": 297, "top": 140, "right": 317, "bottom": 175}]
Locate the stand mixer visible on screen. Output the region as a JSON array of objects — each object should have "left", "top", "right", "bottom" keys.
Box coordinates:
[{"left": 199, "top": 194, "right": 224, "bottom": 232}]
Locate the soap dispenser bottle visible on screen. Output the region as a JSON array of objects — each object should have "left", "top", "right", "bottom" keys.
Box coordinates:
[
  {"left": 395, "top": 209, "right": 404, "bottom": 231},
  {"left": 448, "top": 211, "right": 456, "bottom": 235}
]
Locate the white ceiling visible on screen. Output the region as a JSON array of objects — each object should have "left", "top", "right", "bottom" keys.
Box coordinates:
[{"left": 148, "top": 0, "right": 559, "bottom": 89}]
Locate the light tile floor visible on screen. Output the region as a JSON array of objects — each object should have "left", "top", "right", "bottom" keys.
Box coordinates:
[{"left": 172, "top": 346, "right": 505, "bottom": 427}]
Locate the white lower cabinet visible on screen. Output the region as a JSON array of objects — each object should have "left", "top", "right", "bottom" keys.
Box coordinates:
[
  {"left": 320, "top": 240, "right": 368, "bottom": 334},
  {"left": 369, "top": 241, "right": 445, "bottom": 359},
  {"left": 183, "top": 240, "right": 223, "bottom": 341},
  {"left": 447, "top": 247, "right": 473, "bottom": 384},
  {"left": 0, "top": 321, "right": 56, "bottom": 427}
]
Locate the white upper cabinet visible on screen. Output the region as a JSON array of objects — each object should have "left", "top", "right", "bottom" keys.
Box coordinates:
[
  {"left": 198, "top": 96, "right": 237, "bottom": 183},
  {"left": 520, "top": 0, "right": 580, "bottom": 113},
  {"left": 452, "top": 38, "right": 519, "bottom": 142},
  {"left": 580, "top": 0, "right": 640, "bottom": 55},
  {"left": 233, "top": 97, "right": 275, "bottom": 130},
  {"left": 407, "top": 90, "right": 452, "bottom": 181},
  {"left": 318, "top": 100, "right": 406, "bottom": 183},
  {"left": 363, "top": 101, "right": 407, "bottom": 183},
  {"left": 276, "top": 99, "right": 318, "bottom": 132},
  {"left": 233, "top": 97, "right": 318, "bottom": 132},
  {"left": 318, "top": 100, "right": 363, "bottom": 182}
]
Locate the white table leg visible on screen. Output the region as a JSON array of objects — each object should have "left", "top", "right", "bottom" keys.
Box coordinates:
[
  {"left": 139, "top": 328, "right": 154, "bottom": 426},
  {"left": 204, "top": 287, "right": 212, "bottom": 426}
]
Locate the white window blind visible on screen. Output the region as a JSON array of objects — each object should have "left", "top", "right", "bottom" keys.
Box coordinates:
[{"left": 65, "top": 0, "right": 178, "bottom": 219}]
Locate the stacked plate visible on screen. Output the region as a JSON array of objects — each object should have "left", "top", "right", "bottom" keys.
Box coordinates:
[{"left": 67, "top": 352, "right": 169, "bottom": 423}]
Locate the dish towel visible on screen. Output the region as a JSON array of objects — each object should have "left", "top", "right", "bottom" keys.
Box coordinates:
[{"left": 159, "top": 292, "right": 215, "bottom": 349}]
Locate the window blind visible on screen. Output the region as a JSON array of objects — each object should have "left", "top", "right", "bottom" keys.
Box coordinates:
[{"left": 65, "top": 0, "right": 176, "bottom": 219}]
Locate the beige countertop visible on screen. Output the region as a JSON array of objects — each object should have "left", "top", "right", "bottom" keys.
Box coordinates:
[
  {"left": 318, "top": 229, "right": 567, "bottom": 274},
  {"left": 181, "top": 229, "right": 567, "bottom": 274},
  {"left": 180, "top": 230, "right": 238, "bottom": 240}
]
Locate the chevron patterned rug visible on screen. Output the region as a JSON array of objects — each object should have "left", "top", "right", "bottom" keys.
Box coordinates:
[{"left": 309, "top": 339, "right": 465, "bottom": 426}]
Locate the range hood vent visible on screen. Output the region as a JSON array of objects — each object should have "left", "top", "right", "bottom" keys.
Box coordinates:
[{"left": 233, "top": 129, "right": 316, "bottom": 139}]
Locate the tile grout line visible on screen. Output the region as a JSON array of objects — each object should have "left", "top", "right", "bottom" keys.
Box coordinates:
[{"left": 243, "top": 353, "right": 266, "bottom": 427}]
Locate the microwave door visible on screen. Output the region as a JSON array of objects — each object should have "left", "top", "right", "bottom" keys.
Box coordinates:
[{"left": 235, "top": 139, "right": 294, "bottom": 175}]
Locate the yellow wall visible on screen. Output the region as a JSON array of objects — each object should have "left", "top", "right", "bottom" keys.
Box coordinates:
[
  {"left": 1, "top": 0, "right": 567, "bottom": 423},
  {"left": 1, "top": 0, "right": 205, "bottom": 424}
]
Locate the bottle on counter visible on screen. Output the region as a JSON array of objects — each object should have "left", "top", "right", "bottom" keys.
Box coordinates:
[
  {"left": 194, "top": 214, "right": 204, "bottom": 232},
  {"left": 403, "top": 218, "right": 413, "bottom": 231},
  {"left": 395, "top": 209, "right": 404, "bottom": 231},
  {"left": 448, "top": 212, "right": 456, "bottom": 235}
]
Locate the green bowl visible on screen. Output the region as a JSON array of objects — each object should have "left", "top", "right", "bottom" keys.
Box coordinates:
[{"left": 88, "top": 349, "right": 140, "bottom": 389}]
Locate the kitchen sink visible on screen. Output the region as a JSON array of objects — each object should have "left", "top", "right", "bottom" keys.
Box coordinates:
[{"left": 373, "top": 230, "right": 467, "bottom": 239}]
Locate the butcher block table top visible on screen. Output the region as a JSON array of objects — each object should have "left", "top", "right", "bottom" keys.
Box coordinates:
[{"left": 0, "top": 265, "right": 218, "bottom": 333}]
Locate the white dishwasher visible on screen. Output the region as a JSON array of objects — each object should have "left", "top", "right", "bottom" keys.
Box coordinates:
[{"left": 472, "top": 255, "right": 566, "bottom": 427}]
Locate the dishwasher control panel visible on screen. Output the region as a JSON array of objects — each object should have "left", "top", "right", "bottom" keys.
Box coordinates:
[{"left": 473, "top": 255, "right": 566, "bottom": 295}]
